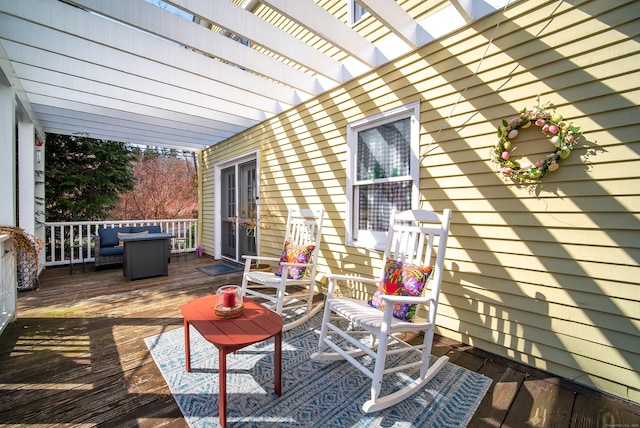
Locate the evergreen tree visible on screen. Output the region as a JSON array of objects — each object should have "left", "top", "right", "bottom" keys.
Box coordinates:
[{"left": 44, "top": 133, "right": 137, "bottom": 222}]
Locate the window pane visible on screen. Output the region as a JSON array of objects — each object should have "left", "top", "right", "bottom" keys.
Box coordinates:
[
  {"left": 354, "top": 3, "right": 366, "bottom": 21},
  {"left": 358, "top": 181, "right": 412, "bottom": 231},
  {"left": 357, "top": 118, "right": 410, "bottom": 181},
  {"left": 350, "top": 1, "right": 367, "bottom": 24}
]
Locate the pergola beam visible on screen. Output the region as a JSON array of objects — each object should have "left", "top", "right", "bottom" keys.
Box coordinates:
[
  {"left": 41, "top": 124, "right": 207, "bottom": 151},
  {"left": 27, "top": 94, "right": 243, "bottom": 142},
  {"left": 10, "top": 59, "right": 269, "bottom": 125},
  {"left": 0, "top": 39, "right": 44, "bottom": 140},
  {"left": 260, "top": 0, "right": 386, "bottom": 69},
  {"left": 64, "top": 0, "right": 322, "bottom": 95},
  {"left": 164, "top": 0, "right": 350, "bottom": 84},
  {"left": 34, "top": 108, "right": 226, "bottom": 148},
  {"left": 356, "top": 0, "right": 428, "bottom": 48},
  {"left": 0, "top": 0, "right": 308, "bottom": 106}
]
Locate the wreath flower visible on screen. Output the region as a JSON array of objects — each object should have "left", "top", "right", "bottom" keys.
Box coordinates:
[{"left": 491, "top": 97, "right": 582, "bottom": 181}]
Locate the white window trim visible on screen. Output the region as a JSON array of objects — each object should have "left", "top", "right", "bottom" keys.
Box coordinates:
[{"left": 345, "top": 101, "right": 421, "bottom": 250}]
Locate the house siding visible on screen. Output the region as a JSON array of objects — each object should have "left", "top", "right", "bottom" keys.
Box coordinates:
[{"left": 201, "top": 0, "right": 640, "bottom": 402}]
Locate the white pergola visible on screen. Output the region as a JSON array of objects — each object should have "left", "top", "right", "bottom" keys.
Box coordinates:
[
  {"left": 0, "top": 0, "right": 509, "bottom": 333},
  {"left": 0, "top": 0, "right": 507, "bottom": 151}
]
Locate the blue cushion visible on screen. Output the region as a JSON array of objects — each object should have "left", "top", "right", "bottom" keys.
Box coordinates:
[
  {"left": 98, "top": 227, "right": 130, "bottom": 247},
  {"left": 100, "top": 246, "right": 124, "bottom": 256},
  {"left": 131, "top": 225, "right": 161, "bottom": 234}
]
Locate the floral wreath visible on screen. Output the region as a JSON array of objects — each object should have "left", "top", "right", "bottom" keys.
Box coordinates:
[{"left": 491, "top": 97, "right": 582, "bottom": 181}]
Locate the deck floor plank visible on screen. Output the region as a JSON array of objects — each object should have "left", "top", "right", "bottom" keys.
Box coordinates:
[
  {"left": 0, "top": 255, "right": 637, "bottom": 427},
  {"left": 571, "top": 394, "right": 640, "bottom": 428},
  {"left": 469, "top": 364, "right": 526, "bottom": 428},
  {"left": 503, "top": 376, "right": 575, "bottom": 427}
]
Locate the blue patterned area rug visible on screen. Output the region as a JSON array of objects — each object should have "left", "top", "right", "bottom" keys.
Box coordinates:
[{"left": 145, "top": 315, "right": 491, "bottom": 427}]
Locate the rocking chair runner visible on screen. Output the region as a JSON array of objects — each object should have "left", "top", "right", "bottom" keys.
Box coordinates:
[
  {"left": 241, "top": 208, "right": 325, "bottom": 331},
  {"left": 311, "top": 208, "right": 452, "bottom": 413}
]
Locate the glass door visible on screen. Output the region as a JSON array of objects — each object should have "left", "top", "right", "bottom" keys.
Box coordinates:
[
  {"left": 220, "top": 166, "right": 236, "bottom": 259},
  {"left": 220, "top": 160, "right": 257, "bottom": 261},
  {"left": 238, "top": 161, "right": 257, "bottom": 257}
]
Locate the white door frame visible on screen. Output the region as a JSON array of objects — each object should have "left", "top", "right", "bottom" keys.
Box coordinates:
[{"left": 213, "top": 151, "right": 259, "bottom": 261}]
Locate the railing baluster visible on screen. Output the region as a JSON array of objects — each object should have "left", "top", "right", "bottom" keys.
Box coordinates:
[{"left": 62, "top": 225, "right": 67, "bottom": 263}]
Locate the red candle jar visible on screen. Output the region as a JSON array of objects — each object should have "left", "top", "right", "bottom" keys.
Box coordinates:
[
  {"left": 223, "top": 288, "right": 236, "bottom": 307},
  {"left": 217, "top": 285, "right": 241, "bottom": 309}
]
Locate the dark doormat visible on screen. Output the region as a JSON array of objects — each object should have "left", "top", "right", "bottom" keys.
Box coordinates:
[{"left": 197, "top": 263, "right": 243, "bottom": 277}]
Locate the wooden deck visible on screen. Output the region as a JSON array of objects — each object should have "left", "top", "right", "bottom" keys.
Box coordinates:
[{"left": 1, "top": 254, "right": 638, "bottom": 427}]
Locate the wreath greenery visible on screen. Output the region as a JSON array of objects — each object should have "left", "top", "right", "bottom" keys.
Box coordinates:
[{"left": 491, "top": 97, "right": 582, "bottom": 181}]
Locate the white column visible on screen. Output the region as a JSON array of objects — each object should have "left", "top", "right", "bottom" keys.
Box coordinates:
[
  {"left": 0, "top": 78, "right": 16, "bottom": 330},
  {"left": 35, "top": 137, "right": 46, "bottom": 269},
  {"left": 0, "top": 81, "right": 15, "bottom": 227},
  {"left": 0, "top": 235, "right": 17, "bottom": 330},
  {"left": 18, "top": 121, "right": 36, "bottom": 236}
]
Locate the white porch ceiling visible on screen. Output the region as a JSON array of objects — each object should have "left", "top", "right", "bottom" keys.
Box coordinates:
[{"left": 0, "top": 0, "right": 508, "bottom": 151}]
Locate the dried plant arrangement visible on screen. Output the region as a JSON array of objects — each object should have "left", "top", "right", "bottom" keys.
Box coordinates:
[{"left": 0, "top": 226, "right": 44, "bottom": 291}]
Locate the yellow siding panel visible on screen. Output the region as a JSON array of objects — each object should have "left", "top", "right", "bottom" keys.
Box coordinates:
[
  {"left": 201, "top": 0, "right": 640, "bottom": 402},
  {"left": 436, "top": 299, "right": 640, "bottom": 385}
]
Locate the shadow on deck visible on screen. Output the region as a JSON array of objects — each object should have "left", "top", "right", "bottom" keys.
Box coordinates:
[{"left": 0, "top": 254, "right": 638, "bottom": 427}]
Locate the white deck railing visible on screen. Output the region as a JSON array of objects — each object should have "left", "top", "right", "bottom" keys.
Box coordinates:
[
  {"left": 43, "top": 219, "right": 199, "bottom": 267},
  {"left": 0, "top": 235, "right": 17, "bottom": 335}
]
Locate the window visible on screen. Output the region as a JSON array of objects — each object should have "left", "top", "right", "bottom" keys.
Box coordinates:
[
  {"left": 348, "top": 1, "right": 368, "bottom": 25},
  {"left": 346, "top": 102, "right": 421, "bottom": 249}
]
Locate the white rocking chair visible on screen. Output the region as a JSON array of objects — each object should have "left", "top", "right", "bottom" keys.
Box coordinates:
[
  {"left": 241, "top": 208, "right": 325, "bottom": 331},
  {"left": 311, "top": 209, "right": 452, "bottom": 412}
]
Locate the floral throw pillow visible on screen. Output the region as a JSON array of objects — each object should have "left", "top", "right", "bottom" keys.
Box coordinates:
[
  {"left": 368, "top": 258, "right": 433, "bottom": 322},
  {"left": 275, "top": 241, "right": 315, "bottom": 279}
]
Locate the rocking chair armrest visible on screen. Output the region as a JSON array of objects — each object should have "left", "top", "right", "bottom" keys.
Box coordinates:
[
  {"left": 378, "top": 295, "right": 433, "bottom": 326},
  {"left": 380, "top": 294, "right": 431, "bottom": 305},
  {"left": 326, "top": 274, "right": 378, "bottom": 284},
  {"left": 277, "top": 261, "right": 313, "bottom": 268},
  {"left": 325, "top": 274, "right": 378, "bottom": 298},
  {"left": 276, "top": 261, "right": 315, "bottom": 279},
  {"left": 241, "top": 255, "right": 281, "bottom": 263}
]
